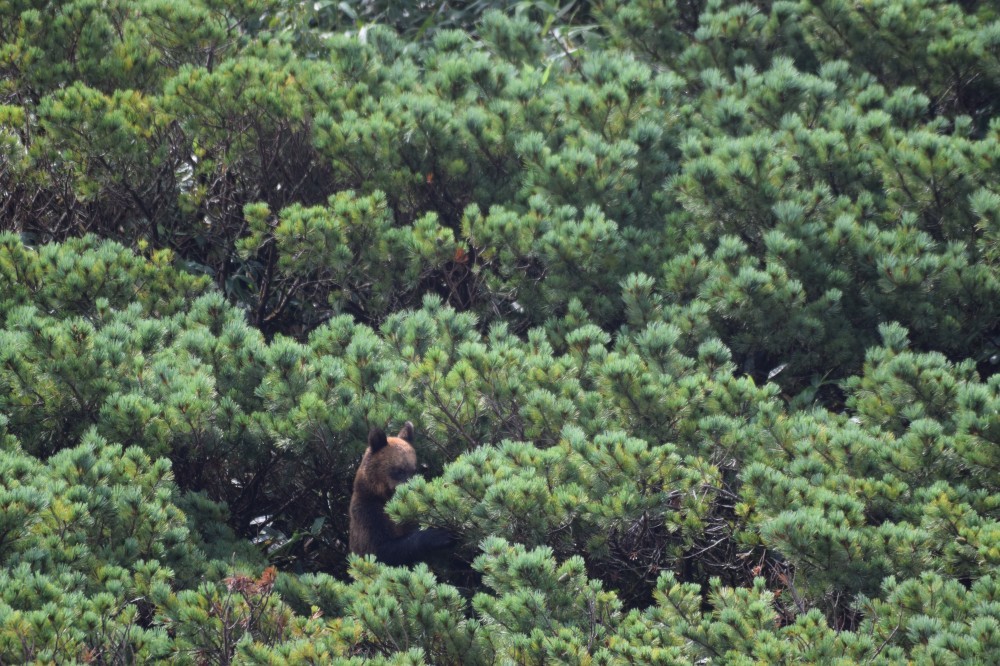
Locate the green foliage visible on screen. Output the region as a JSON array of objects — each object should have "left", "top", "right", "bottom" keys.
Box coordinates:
[
  {"left": 4, "top": 0, "right": 1000, "bottom": 661},
  {"left": 235, "top": 542, "right": 1000, "bottom": 664},
  {"left": 0, "top": 233, "right": 209, "bottom": 318},
  {"left": 390, "top": 430, "right": 720, "bottom": 601},
  {"left": 9, "top": 0, "right": 1000, "bottom": 384},
  {"left": 0, "top": 430, "right": 200, "bottom": 662},
  {"left": 736, "top": 326, "right": 1000, "bottom": 617},
  {"left": 1, "top": 231, "right": 998, "bottom": 658}
]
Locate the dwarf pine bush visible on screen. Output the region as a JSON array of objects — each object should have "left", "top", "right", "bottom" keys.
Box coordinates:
[{"left": 3, "top": 0, "right": 1000, "bottom": 661}]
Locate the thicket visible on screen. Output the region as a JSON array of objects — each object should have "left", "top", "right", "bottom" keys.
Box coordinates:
[{"left": 1, "top": 0, "right": 999, "bottom": 662}]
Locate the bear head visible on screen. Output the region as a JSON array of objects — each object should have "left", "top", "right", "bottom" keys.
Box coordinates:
[{"left": 353, "top": 421, "right": 418, "bottom": 501}]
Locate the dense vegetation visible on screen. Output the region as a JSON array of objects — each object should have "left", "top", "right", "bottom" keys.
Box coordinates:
[{"left": 2, "top": 0, "right": 999, "bottom": 662}]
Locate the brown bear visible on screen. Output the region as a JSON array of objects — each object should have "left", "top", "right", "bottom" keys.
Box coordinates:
[{"left": 348, "top": 421, "right": 452, "bottom": 565}]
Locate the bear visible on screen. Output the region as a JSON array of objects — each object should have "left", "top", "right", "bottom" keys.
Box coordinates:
[{"left": 348, "top": 421, "right": 452, "bottom": 565}]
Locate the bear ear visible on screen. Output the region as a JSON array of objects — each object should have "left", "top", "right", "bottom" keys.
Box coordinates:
[
  {"left": 368, "top": 428, "right": 389, "bottom": 452},
  {"left": 397, "top": 421, "right": 415, "bottom": 444}
]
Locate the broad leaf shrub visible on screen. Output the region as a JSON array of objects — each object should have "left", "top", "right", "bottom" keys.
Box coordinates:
[{"left": 3, "top": 0, "right": 1000, "bottom": 662}]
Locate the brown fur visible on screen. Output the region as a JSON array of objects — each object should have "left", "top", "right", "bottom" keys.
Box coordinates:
[{"left": 348, "top": 421, "right": 452, "bottom": 564}]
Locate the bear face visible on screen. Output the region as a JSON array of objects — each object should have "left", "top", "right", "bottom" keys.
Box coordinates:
[
  {"left": 352, "top": 421, "right": 417, "bottom": 503},
  {"left": 349, "top": 421, "right": 451, "bottom": 564}
]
